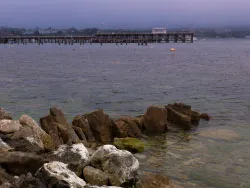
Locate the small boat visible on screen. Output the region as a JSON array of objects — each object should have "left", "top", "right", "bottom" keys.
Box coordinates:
[{"left": 170, "top": 48, "right": 176, "bottom": 52}]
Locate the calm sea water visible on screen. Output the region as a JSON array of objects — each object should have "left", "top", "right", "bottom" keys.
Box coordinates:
[{"left": 0, "top": 39, "right": 250, "bottom": 187}]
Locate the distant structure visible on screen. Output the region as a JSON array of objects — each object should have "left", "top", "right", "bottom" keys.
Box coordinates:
[{"left": 152, "top": 27, "right": 167, "bottom": 34}]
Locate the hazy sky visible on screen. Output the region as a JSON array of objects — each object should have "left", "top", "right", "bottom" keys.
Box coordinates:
[{"left": 0, "top": 0, "right": 249, "bottom": 29}]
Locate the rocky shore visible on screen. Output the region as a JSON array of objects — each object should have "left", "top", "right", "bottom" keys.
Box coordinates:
[{"left": 0, "top": 104, "right": 210, "bottom": 188}]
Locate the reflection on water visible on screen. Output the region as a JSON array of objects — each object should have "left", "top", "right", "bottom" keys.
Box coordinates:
[{"left": 0, "top": 40, "right": 250, "bottom": 187}]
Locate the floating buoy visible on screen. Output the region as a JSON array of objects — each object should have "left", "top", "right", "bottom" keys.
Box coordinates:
[{"left": 170, "top": 48, "right": 176, "bottom": 52}]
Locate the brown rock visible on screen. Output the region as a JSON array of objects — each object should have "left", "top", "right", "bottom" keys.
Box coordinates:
[
  {"left": 0, "top": 108, "right": 12, "bottom": 121},
  {"left": 166, "top": 106, "right": 191, "bottom": 130},
  {"left": 132, "top": 116, "right": 145, "bottom": 131},
  {"left": 72, "top": 115, "right": 95, "bottom": 142},
  {"left": 72, "top": 126, "right": 87, "bottom": 141},
  {"left": 143, "top": 106, "right": 168, "bottom": 132},
  {"left": 0, "top": 151, "right": 45, "bottom": 175},
  {"left": 40, "top": 107, "right": 80, "bottom": 147},
  {"left": 83, "top": 166, "right": 109, "bottom": 186},
  {"left": 83, "top": 109, "right": 113, "bottom": 144},
  {"left": 113, "top": 116, "right": 142, "bottom": 138},
  {"left": 200, "top": 113, "right": 211, "bottom": 121}
]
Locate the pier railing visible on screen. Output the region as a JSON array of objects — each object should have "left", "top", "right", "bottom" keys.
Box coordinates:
[{"left": 0, "top": 32, "right": 194, "bottom": 45}]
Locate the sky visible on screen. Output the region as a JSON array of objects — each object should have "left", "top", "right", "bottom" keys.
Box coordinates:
[{"left": 0, "top": 0, "right": 249, "bottom": 29}]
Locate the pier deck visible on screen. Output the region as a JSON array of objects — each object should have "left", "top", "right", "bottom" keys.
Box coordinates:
[{"left": 0, "top": 32, "right": 194, "bottom": 45}]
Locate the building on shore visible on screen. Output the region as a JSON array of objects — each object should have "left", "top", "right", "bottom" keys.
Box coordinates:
[{"left": 152, "top": 27, "right": 167, "bottom": 34}]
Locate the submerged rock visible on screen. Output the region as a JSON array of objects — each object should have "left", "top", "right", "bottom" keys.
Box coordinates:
[
  {"left": 72, "top": 115, "right": 95, "bottom": 142},
  {"left": 199, "top": 129, "right": 239, "bottom": 141},
  {"left": 113, "top": 116, "right": 142, "bottom": 138},
  {"left": 0, "top": 151, "right": 45, "bottom": 174},
  {"left": 36, "top": 161, "right": 86, "bottom": 188},
  {"left": 40, "top": 107, "right": 80, "bottom": 147},
  {"left": 0, "top": 120, "right": 21, "bottom": 134},
  {"left": 83, "top": 110, "right": 113, "bottom": 144},
  {"left": 46, "top": 143, "right": 89, "bottom": 176},
  {"left": 83, "top": 166, "right": 109, "bottom": 186},
  {"left": 0, "top": 108, "right": 12, "bottom": 121},
  {"left": 90, "top": 145, "right": 139, "bottom": 186},
  {"left": 143, "top": 106, "right": 168, "bottom": 132},
  {"left": 113, "top": 137, "right": 144, "bottom": 153}
]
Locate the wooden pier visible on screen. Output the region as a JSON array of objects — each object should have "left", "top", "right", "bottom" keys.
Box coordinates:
[{"left": 0, "top": 32, "right": 194, "bottom": 45}]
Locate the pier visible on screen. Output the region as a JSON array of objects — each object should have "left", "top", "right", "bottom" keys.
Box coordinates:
[{"left": 0, "top": 32, "right": 194, "bottom": 45}]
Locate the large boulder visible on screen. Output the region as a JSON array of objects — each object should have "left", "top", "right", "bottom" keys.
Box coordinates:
[
  {"left": 72, "top": 115, "right": 95, "bottom": 142},
  {"left": 19, "top": 115, "right": 55, "bottom": 151},
  {"left": 143, "top": 106, "right": 168, "bottom": 132},
  {"left": 113, "top": 116, "right": 142, "bottom": 138},
  {"left": 10, "top": 125, "right": 44, "bottom": 153},
  {"left": 0, "top": 120, "right": 21, "bottom": 134},
  {"left": 83, "top": 166, "right": 109, "bottom": 186},
  {"left": 166, "top": 106, "right": 192, "bottom": 130},
  {"left": 46, "top": 143, "right": 89, "bottom": 176},
  {"left": 0, "top": 108, "right": 12, "bottom": 120},
  {"left": 113, "top": 137, "right": 144, "bottom": 153},
  {"left": 83, "top": 110, "right": 113, "bottom": 144},
  {"left": 40, "top": 107, "right": 80, "bottom": 147},
  {"left": 90, "top": 145, "right": 139, "bottom": 186},
  {"left": 35, "top": 161, "right": 86, "bottom": 188},
  {"left": 0, "top": 151, "right": 45, "bottom": 174},
  {"left": 168, "top": 103, "right": 201, "bottom": 125}
]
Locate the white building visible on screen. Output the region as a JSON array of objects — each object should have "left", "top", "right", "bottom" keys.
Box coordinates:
[{"left": 152, "top": 27, "right": 167, "bottom": 34}]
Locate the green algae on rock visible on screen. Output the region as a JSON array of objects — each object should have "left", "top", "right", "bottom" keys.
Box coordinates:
[{"left": 113, "top": 137, "right": 144, "bottom": 153}]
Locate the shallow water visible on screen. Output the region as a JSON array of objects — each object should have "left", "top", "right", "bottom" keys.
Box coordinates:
[{"left": 1, "top": 39, "right": 250, "bottom": 187}]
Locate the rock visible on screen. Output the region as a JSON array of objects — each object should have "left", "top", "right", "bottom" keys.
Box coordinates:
[
  {"left": 14, "top": 173, "right": 46, "bottom": 188},
  {"left": 35, "top": 161, "right": 86, "bottom": 188},
  {"left": 113, "top": 137, "right": 144, "bottom": 153},
  {"left": 83, "top": 166, "right": 109, "bottom": 186},
  {"left": 10, "top": 125, "right": 44, "bottom": 153},
  {"left": 0, "top": 120, "right": 21, "bottom": 134},
  {"left": 46, "top": 143, "right": 89, "bottom": 176},
  {"left": 0, "top": 167, "right": 16, "bottom": 187},
  {"left": 168, "top": 103, "right": 201, "bottom": 125},
  {"left": 90, "top": 145, "right": 139, "bottom": 186},
  {"left": 199, "top": 129, "right": 239, "bottom": 141},
  {"left": 200, "top": 113, "right": 211, "bottom": 121},
  {"left": 83, "top": 110, "right": 113, "bottom": 144},
  {"left": 137, "top": 172, "right": 179, "bottom": 188},
  {"left": 113, "top": 116, "right": 142, "bottom": 138},
  {"left": 0, "top": 108, "right": 12, "bottom": 120},
  {"left": 84, "top": 186, "right": 121, "bottom": 188},
  {"left": 0, "top": 137, "right": 12, "bottom": 152},
  {"left": 19, "top": 115, "right": 55, "bottom": 151},
  {"left": 40, "top": 107, "right": 80, "bottom": 147},
  {"left": 73, "top": 126, "right": 87, "bottom": 141},
  {"left": 143, "top": 106, "right": 168, "bottom": 132},
  {"left": 132, "top": 116, "right": 144, "bottom": 131},
  {"left": 0, "top": 151, "right": 45, "bottom": 174},
  {"left": 166, "top": 106, "right": 191, "bottom": 130},
  {"left": 72, "top": 115, "right": 95, "bottom": 142}
]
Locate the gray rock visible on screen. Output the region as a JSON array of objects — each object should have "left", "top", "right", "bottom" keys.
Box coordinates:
[
  {"left": 46, "top": 143, "right": 89, "bottom": 176},
  {"left": 0, "top": 108, "right": 12, "bottom": 121},
  {"left": 19, "top": 115, "right": 55, "bottom": 151},
  {"left": 90, "top": 145, "right": 139, "bottom": 186},
  {"left": 0, "top": 120, "right": 21, "bottom": 134},
  {"left": 83, "top": 166, "right": 108, "bottom": 186},
  {"left": 14, "top": 173, "right": 46, "bottom": 188},
  {"left": 35, "top": 161, "right": 86, "bottom": 188}
]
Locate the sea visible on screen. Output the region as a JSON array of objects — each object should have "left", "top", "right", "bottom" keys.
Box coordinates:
[{"left": 0, "top": 39, "right": 250, "bottom": 187}]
